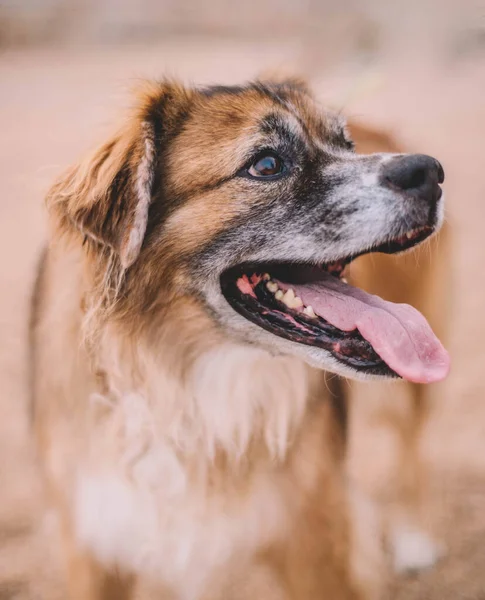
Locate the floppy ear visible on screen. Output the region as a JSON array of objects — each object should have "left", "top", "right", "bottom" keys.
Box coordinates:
[{"left": 47, "top": 115, "right": 157, "bottom": 270}]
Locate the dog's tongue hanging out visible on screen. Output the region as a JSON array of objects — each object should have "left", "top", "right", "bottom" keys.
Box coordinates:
[{"left": 276, "top": 272, "right": 450, "bottom": 384}]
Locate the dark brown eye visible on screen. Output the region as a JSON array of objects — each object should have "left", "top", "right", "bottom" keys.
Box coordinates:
[{"left": 248, "top": 154, "right": 284, "bottom": 178}]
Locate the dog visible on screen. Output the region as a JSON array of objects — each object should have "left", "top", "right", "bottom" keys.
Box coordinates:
[{"left": 30, "top": 78, "right": 449, "bottom": 599}]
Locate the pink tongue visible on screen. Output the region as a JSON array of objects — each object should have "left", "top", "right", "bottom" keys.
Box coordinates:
[{"left": 276, "top": 273, "right": 450, "bottom": 383}]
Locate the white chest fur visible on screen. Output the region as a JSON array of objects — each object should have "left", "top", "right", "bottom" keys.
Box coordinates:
[
  {"left": 74, "top": 344, "right": 311, "bottom": 598},
  {"left": 75, "top": 459, "right": 287, "bottom": 598}
]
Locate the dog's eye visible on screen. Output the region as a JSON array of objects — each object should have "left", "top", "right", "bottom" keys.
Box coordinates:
[{"left": 247, "top": 154, "right": 284, "bottom": 178}]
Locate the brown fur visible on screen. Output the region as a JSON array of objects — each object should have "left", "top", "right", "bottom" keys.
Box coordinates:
[{"left": 30, "top": 80, "right": 446, "bottom": 599}]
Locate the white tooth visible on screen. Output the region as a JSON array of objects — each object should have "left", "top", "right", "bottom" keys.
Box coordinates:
[
  {"left": 262, "top": 273, "right": 270, "bottom": 281},
  {"left": 293, "top": 296, "right": 303, "bottom": 308},
  {"left": 275, "top": 290, "right": 284, "bottom": 300},
  {"left": 406, "top": 231, "right": 413, "bottom": 239},
  {"left": 303, "top": 305, "right": 317, "bottom": 318},
  {"left": 282, "top": 288, "right": 296, "bottom": 307},
  {"left": 266, "top": 281, "right": 278, "bottom": 293},
  {"left": 341, "top": 277, "right": 348, "bottom": 284}
]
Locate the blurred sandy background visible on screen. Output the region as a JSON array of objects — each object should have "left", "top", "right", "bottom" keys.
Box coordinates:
[{"left": 1, "top": 0, "right": 485, "bottom": 598}]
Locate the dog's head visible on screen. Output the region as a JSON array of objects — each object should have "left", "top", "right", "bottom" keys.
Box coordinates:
[{"left": 49, "top": 78, "right": 449, "bottom": 383}]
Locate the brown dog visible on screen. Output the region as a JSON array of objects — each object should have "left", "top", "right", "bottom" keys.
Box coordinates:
[{"left": 30, "top": 78, "right": 449, "bottom": 599}]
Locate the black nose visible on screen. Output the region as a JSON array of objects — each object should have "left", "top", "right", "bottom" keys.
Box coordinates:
[{"left": 382, "top": 154, "right": 444, "bottom": 200}]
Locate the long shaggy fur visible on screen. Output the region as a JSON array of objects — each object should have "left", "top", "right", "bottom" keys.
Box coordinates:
[{"left": 31, "top": 77, "right": 447, "bottom": 600}]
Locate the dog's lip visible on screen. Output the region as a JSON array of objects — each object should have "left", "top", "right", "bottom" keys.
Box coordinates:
[
  {"left": 221, "top": 269, "right": 396, "bottom": 377},
  {"left": 221, "top": 224, "right": 435, "bottom": 285},
  {"left": 352, "top": 225, "right": 434, "bottom": 260},
  {"left": 219, "top": 224, "right": 449, "bottom": 382}
]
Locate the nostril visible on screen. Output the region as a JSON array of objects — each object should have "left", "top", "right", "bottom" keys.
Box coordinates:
[{"left": 403, "top": 166, "right": 427, "bottom": 190}]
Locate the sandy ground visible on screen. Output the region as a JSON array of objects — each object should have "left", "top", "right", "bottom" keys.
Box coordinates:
[{"left": 1, "top": 39, "right": 485, "bottom": 599}]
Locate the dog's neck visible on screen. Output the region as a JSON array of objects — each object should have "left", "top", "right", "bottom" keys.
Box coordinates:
[{"left": 95, "top": 323, "right": 312, "bottom": 464}]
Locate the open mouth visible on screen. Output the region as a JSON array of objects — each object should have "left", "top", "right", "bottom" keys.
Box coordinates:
[{"left": 220, "top": 226, "right": 450, "bottom": 383}]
